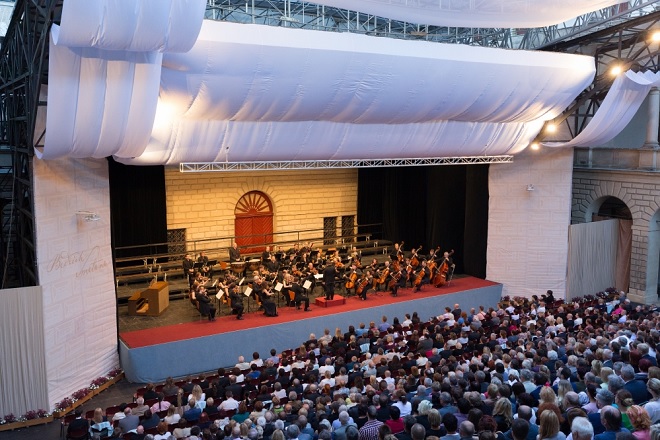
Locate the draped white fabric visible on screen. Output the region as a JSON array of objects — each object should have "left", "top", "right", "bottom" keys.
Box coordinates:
[
  {"left": 543, "top": 70, "right": 660, "bottom": 148},
  {"left": 42, "top": 0, "right": 206, "bottom": 160},
  {"left": 57, "top": 0, "right": 205, "bottom": 53},
  {"left": 42, "top": 26, "right": 163, "bottom": 159},
  {"left": 118, "top": 21, "right": 594, "bottom": 165},
  {"left": 566, "top": 220, "right": 618, "bottom": 300},
  {"left": 309, "top": 0, "right": 627, "bottom": 28}
]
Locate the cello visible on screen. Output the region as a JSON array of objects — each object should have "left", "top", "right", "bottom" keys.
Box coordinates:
[
  {"left": 414, "top": 265, "right": 426, "bottom": 287},
  {"left": 346, "top": 271, "right": 358, "bottom": 290},
  {"left": 356, "top": 276, "right": 371, "bottom": 297},
  {"left": 433, "top": 249, "right": 455, "bottom": 287}
]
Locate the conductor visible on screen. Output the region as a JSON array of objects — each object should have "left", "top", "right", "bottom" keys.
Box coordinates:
[{"left": 322, "top": 260, "right": 337, "bottom": 300}]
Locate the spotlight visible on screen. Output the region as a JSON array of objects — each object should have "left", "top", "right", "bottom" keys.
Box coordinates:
[
  {"left": 610, "top": 64, "right": 623, "bottom": 76},
  {"left": 545, "top": 124, "right": 557, "bottom": 134},
  {"left": 530, "top": 142, "right": 540, "bottom": 151},
  {"left": 650, "top": 30, "right": 660, "bottom": 42}
]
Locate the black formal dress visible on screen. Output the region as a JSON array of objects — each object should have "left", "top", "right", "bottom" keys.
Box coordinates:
[{"left": 254, "top": 282, "right": 278, "bottom": 317}]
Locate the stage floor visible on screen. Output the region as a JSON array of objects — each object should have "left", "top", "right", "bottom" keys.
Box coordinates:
[{"left": 118, "top": 276, "right": 502, "bottom": 383}]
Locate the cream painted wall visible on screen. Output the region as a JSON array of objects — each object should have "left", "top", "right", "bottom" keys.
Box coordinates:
[
  {"left": 33, "top": 158, "right": 118, "bottom": 409},
  {"left": 487, "top": 148, "right": 574, "bottom": 299},
  {"left": 164, "top": 168, "right": 358, "bottom": 251}
]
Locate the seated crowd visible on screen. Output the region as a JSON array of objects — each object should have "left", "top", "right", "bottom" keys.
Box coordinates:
[{"left": 72, "top": 289, "right": 660, "bottom": 440}]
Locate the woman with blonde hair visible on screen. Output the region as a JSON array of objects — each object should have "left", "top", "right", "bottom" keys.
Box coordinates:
[
  {"left": 600, "top": 367, "right": 614, "bottom": 390},
  {"left": 628, "top": 405, "right": 652, "bottom": 440},
  {"left": 540, "top": 386, "right": 558, "bottom": 406},
  {"left": 272, "top": 429, "right": 286, "bottom": 440},
  {"left": 538, "top": 409, "right": 565, "bottom": 440},
  {"left": 189, "top": 384, "right": 206, "bottom": 409},
  {"left": 557, "top": 380, "right": 573, "bottom": 409},
  {"left": 164, "top": 405, "right": 181, "bottom": 425},
  {"left": 491, "top": 398, "right": 513, "bottom": 432},
  {"left": 89, "top": 407, "right": 114, "bottom": 438},
  {"left": 645, "top": 378, "right": 660, "bottom": 423}
]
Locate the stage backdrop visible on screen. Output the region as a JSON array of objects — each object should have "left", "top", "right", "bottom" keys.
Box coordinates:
[{"left": 357, "top": 165, "right": 489, "bottom": 278}]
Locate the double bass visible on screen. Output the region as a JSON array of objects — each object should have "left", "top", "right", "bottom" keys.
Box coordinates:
[
  {"left": 433, "top": 250, "right": 455, "bottom": 287},
  {"left": 414, "top": 266, "right": 426, "bottom": 287},
  {"left": 410, "top": 245, "right": 423, "bottom": 268},
  {"left": 388, "top": 270, "right": 402, "bottom": 289}
]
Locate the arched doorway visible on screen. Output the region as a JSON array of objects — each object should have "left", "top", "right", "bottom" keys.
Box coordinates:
[
  {"left": 592, "top": 196, "right": 632, "bottom": 292},
  {"left": 234, "top": 191, "right": 273, "bottom": 253}
]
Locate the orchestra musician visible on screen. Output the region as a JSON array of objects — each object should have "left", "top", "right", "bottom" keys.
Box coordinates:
[
  {"left": 228, "top": 284, "right": 244, "bottom": 320},
  {"left": 343, "top": 264, "right": 362, "bottom": 297},
  {"left": 197, "top": 251, "right": 211, "bottom": 279},
  {"left": 261, "top": 246, "right": 272, "bottom": 262},
  {"left": 265, "top": 255, "right": 280, "bottom": 278},
  {"left": 253, "top": 276, "right": 278, "bottom": 317},
  {"left": 291, "top": 277, "right": 311, "bottom": 311},
  {"left": 322, "top": 260, "right": 338, "bottom": 300},
  {"left": 367, "top": 258, "right": 380, "bottom": 274},
  {"left": 412, "top": 259, "right": 431, "bottom": 292},
  {"left": 375, "top": 260, "right": 392, "bottom": 292},
  {"left": 356, "top": 270, "right": 373, "bottom": 301},
  {"left": 281, "top": 272, "right": 294, "bottom": 306},
  {"left": 182, "top": 253, "right": 195, "bottom": 286},
  {"left": 390, "top": 242, "right": 404, "bottom": 262},
  {"left": 389, "top": 266, "right": 405, "bottom": 297},
  {"left": 229, "top": 242, "right": 242, "bottom": 263},
  {"left": 196, "top": 287, "right": 216, "bottom": 322}
]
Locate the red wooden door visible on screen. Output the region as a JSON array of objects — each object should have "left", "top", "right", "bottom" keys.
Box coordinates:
[{"left": 234, "top": 191, "right": 273, "bottom": 254}]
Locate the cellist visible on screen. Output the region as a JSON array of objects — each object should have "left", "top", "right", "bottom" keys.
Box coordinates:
[
  {"left": 344, "top": 264, "right": 361, "bottom": 297},
  {"left": 412, "top": 260, "right": 431, "bottom": 292}
]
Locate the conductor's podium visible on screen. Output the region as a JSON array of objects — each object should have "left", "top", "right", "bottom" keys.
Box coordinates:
[
  {"left": 128, "top": 281, "right": 170, "bottom": 316},
  {"left": 315, "top": 295, "right": 346, "bottom": 307}
]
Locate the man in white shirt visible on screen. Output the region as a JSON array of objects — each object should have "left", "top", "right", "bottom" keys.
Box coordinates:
[
  {"left": 219, "top": 391, "right": 240, "bottom": 411},
  {"left": 235, "top": 356, "right": 250, "bottom": 370}
]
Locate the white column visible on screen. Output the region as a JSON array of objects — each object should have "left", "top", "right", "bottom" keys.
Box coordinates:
[{"left": 644, "top": 87, "right": 660, "bottom": 149}]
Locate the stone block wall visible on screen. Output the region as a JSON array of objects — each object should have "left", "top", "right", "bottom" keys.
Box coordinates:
[
  {"left": 164, "top": 169, "right": 358, "bottom": 252},
  {"left": 572, "top": 169, "right": 660, "bottom": 304}
]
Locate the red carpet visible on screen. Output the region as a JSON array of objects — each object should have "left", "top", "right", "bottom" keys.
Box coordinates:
[{"left": 119, "top": 276, "right": 497, "bottom": 349}]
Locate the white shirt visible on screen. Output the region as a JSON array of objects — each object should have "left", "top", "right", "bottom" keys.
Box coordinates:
[{"left": 219, "top": 397, "right": 239, "bottom": 411}]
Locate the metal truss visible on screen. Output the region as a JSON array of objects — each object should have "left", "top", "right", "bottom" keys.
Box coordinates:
[
  {"left": 532, "top": 5, "right": 660, "bottom": 142},
  {"left": 180, "top": 156, "right": 513, "bottom": 172},
  {"left": 0, "top": 0, "right": 61, "bottom": 288},
  {"left": 205, "top": 0, "right": 514, "bottom": 47}
]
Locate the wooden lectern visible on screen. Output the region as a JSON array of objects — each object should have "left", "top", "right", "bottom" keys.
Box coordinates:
[{"left": 128, "top": 281, "right": 170, "bottom": 316}]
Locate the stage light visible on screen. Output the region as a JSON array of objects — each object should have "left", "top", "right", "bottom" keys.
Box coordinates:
[
  {"left": 530, "top": 142, "right": 540, "bottom": 150},
  {"left": 650, "top": 30, "right": 660, "bottom": 42},
  {"left": 610, "top": 64, "right": 623, "bottom": 76},
  {"left": 545, "top": 123, "right": 557, "bottom": 134}
]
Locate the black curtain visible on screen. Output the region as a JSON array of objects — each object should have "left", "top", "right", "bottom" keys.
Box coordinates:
[
  {"left": 358, "top": 165, "right": 488, "bottom": 279},
  {"left": 108, "top": 158, "right": 168, "bottom": 262}
]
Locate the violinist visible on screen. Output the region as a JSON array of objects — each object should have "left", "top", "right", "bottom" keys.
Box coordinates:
[
  {"left": 281, "top": 272, "right": 294, "bottom": 306},
  {"left": 412, "top": 260, "right": 430, "bottom": 292},
  {"left": 254, "top": 276, "right": 278, "bottom": 317},
  {"left": 368, "top": 258, "right": 380, "bottom": 274},
  {"left": 291, "top": 277, "right": 311, "bottom": 311},
  {"left": 322, "top": 259, "right": 338, "bottom": 300}
]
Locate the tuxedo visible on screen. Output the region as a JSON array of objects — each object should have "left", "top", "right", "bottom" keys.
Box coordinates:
[
  {"left": 291, "top": 283, "right": 310, "bottom": 310},
  {"left": 196, "top": 292, "right": 216, "bottom": 321},
  {"left": 323, "top": 265, "right": 337, "bottom": 300},
  {"left": 229, "top": 290, "right": 244, "bottom": 319}
]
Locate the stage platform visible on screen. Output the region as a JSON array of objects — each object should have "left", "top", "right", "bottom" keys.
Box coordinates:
[{"left": 119, "top": 276, "right": 502, "bottom": 383}]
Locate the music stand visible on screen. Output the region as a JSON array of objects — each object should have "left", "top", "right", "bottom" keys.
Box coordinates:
[
  {"left": 446, "top": 264, "right": 456, "bottom": 286},
  {"left": 244, "top": 286, "right": 253, "bottom": 313},
  {"left": 274, "top": 282, "right": 283, "bottom": 306},
  {"left": 207, "top": 259, "right": 217, "bottom": 276},
  {"left": 215, "top": 287, "right": 225, "bottom": 312}
]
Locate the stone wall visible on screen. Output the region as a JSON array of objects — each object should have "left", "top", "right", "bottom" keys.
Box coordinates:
[
  {"left": 572, "top": 169, "right": 660, "bottom": 304},
  {"left": 164, "top": 169, "right": 359, "bottom": 253}
]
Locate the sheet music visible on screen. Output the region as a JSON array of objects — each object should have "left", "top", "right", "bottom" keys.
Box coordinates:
[
  {"left": 314, "top": 274, "right": 323, "bottom": 279},
  {"left": 244, "top": 287, "right": 253, "bottom": 297},
  {"left": 303, "top": 280, "right": 312, "bottom": 289},
  {"left": 216, "top": 290, "right": 224, "bottom": 300},
  {"left": 274, "top": 282, "right": 283, "bottom": 292}
]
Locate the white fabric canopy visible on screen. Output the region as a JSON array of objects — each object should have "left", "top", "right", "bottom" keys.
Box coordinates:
[
  {"left": 309, "top": 0, "right": 627, "bottom": 28},
  {"left": 120, "top": 21, "right": 594, "bottom": 164},
  {"left": 543, "top": 70, "right": 660, "bottom": 148},
  {"left": 57, "top": 0, "right": 205, "bottom": 53},
  {"left": 43, "top": 11, "right": 597, "bottom": 164}
]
